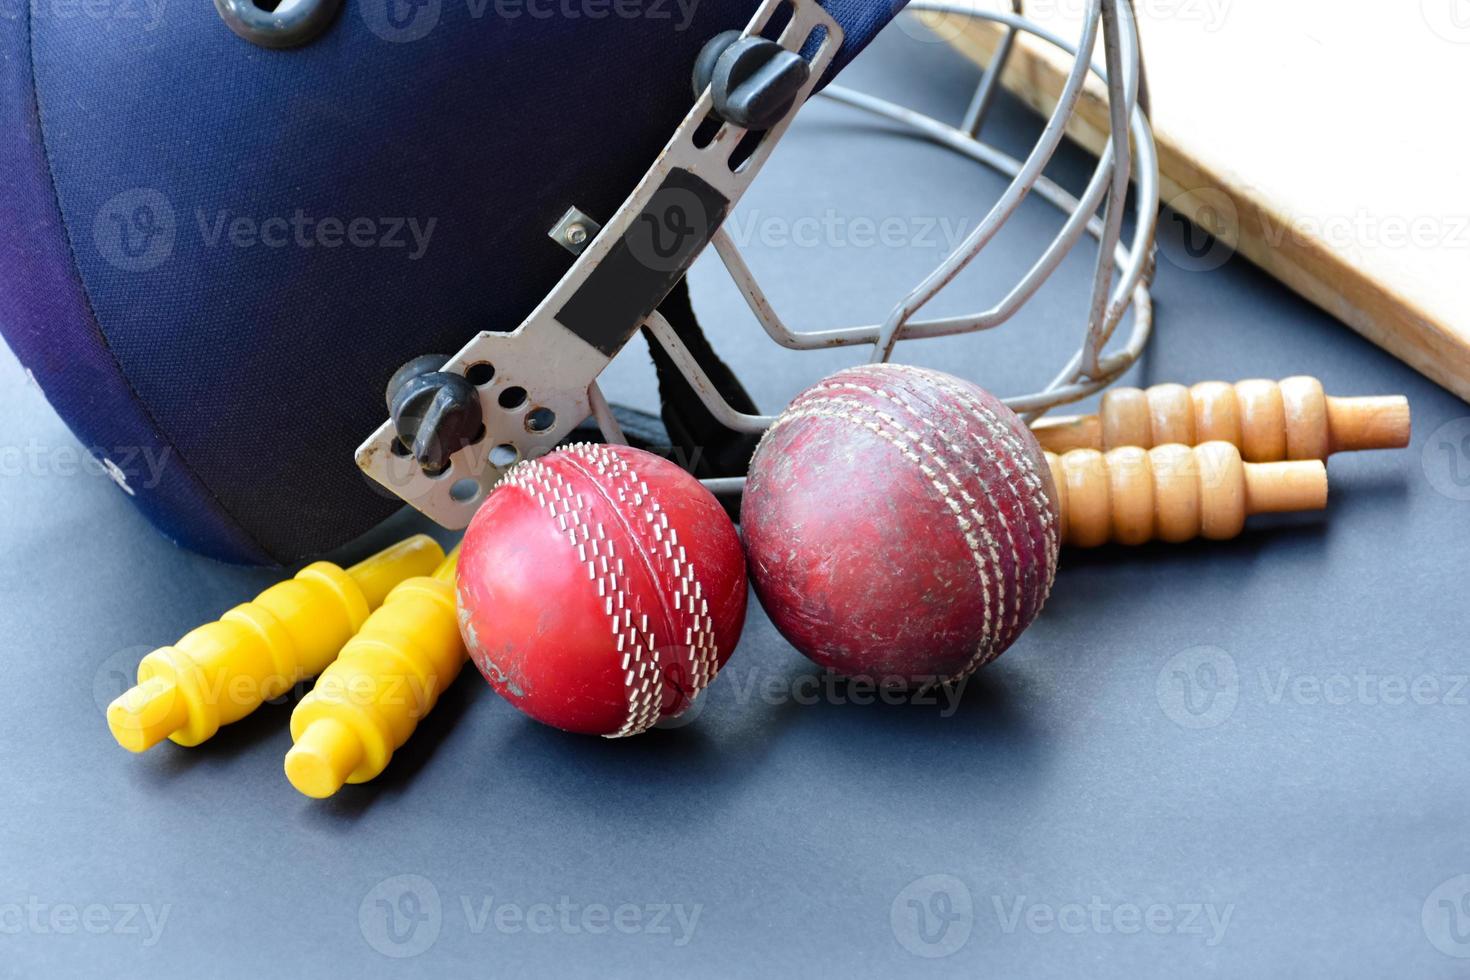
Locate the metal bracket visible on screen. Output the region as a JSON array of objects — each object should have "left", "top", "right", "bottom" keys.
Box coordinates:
[
  {"left": 356, "top": 0, "right": 844, "bottom": 527},
  {"left": 547, "top": 207, "right": 602, "bottom": 256}
]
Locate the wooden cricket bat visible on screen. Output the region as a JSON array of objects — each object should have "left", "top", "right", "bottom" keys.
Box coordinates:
[{"left": 941, "top": 1, "right": 1470, "bottom": 401}]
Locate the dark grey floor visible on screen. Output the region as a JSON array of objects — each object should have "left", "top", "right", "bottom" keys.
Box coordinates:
[{"left": 5, "top": 23, "right": 1470, "bottom": 980}]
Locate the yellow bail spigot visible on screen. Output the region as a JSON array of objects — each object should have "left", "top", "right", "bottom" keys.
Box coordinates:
[
  {"left": 285, "top": 547, "right": 465, "bottom": 799},
  {"left": 106, "top": 535, "right": 445, "bottom": 752}
]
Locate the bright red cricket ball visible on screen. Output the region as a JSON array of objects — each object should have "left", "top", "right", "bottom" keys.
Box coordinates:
[
  {"left": 457, "top": 443, "right": 747, "bottom": 736},
  {"left": 742, "top": 364, "right": 1060, "bottom": 686}
]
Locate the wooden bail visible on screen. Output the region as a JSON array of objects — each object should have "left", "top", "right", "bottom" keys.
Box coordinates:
[
  {"left": 1046, "top": 442, "right": 1328, "bottom": 548},
  {"left": 1031, "top": 377, "right": 1410, "bottom": 461}
]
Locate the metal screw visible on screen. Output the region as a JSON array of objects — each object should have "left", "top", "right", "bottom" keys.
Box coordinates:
[{"left": 548, "top": 206, "right": 601, "bottom": 256}]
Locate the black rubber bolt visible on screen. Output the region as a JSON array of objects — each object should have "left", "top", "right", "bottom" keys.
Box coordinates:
[
  {"left": 386, "top": 356, "right": 484, "bottom": 474},
  {"left": 693, "top": 32, "right": 811, "bottom": 132}
]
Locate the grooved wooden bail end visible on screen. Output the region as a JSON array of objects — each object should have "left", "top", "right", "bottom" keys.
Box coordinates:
[
  {"left": 1045, "top": 442, "right": 1329, "bottom": 548},
  {"left": 1029, "top": 377, "right": 1411, "bottom": 461}
]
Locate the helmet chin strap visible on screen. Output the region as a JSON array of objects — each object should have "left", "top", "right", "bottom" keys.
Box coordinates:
[{"left": 645, "top": 278, "right": 763, "bottom": 484}]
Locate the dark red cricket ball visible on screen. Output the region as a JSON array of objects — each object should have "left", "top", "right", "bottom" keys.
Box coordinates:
[{"left": 742, "top": 364, "right": 1060, "bottom": 686}]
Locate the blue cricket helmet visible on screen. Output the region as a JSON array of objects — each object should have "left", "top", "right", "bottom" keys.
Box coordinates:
[{"left": 1, "top": 0, "right": 901, "bottom": 564}]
